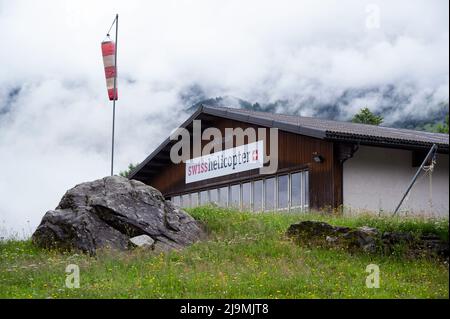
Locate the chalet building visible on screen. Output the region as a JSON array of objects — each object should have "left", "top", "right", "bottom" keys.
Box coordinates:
[{"left": 129, "top": 106, "right": 449, "bottom": 216}]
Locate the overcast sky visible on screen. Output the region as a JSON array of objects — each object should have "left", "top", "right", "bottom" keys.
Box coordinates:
[{"left": 0, "top": 0, "right": 448, "bottom": 236}]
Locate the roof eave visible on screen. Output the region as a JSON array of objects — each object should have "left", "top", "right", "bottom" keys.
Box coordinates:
[
  {"left": 325, "top": 132, "right": 449, "bottom": 153},
  {"left": 128, "top": 105, "right": 205, "bottom": 180}
]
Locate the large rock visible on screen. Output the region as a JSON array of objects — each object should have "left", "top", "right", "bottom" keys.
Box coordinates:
[
  {"left": 339, "top": 226, "right": 380, "bottom": 253},
  {"left": 32, "top": 176, "right": 206, "bottom": 254},
  {"left": 418, "top": 234, "right": 449, "bottom": 257},
  {"left": 287, "top": 221, "right": 378, "bottom": 252},
  {"left": 287, "top": 221, "right": 351, "bottom": 244},
  {"left": 286, "top": 221, "right": 350, "bottom": 240},
  {"left": 287, "top": 220, "right": 448, "bottom": 258}
]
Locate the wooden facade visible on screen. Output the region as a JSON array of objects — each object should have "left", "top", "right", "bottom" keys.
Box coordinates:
[{"left": 141, "top": 115, "right": 345, "bottom": 211}]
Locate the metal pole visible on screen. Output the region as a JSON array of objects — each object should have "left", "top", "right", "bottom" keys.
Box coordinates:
[
  {"left": 393, "top": 144, "right": 437, "bottom": 215},
  {"left": 111, "top": 14, "right": 118, "bottom": 176}
]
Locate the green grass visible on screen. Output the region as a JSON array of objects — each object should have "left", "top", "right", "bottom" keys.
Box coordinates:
[{"left": 0, "top": 207, "right": 448, "bottom": 299}]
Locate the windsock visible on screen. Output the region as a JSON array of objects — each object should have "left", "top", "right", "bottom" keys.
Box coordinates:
[{"left": 101, "top": 40, "right": 118, "bottom": 100}]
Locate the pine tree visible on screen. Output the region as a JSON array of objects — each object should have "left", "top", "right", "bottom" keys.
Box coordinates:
[
  {"left": 434, "top": 114, "right": 449, "bottom": 134},
  {"left": 119, "top": 163, "right": 138, "bottom": 178},
  {"left": 351, "top": 107, "right": 384, "bottom": 126}
]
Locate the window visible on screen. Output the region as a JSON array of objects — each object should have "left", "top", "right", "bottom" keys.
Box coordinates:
[
  {"left": 191, "top": 192, "right": 198, "bottom": 208},
  {"left": 181, "top": 194, "right": 190, "bottom": 208},
  {"left": 172, "top": 196, "right": 181, "bottom": 206},
  {"left": 218, "top": 186, "right": 228, "bottom": 207},
  {"left": 291, "top": 172, "right": 302, "bottom": 208},
  {"left": 173, "top": 169, "right": 310, "bottom": 212},
  {"left": 278, "top": 175, "right": 289, "bottom": 209},
  {"left": 264, "top": 178, "right": 275, "bottom": 211},
  {"left": 304, "top": 171, "right": 309, "bottom": 208},
  {"left": 230, "top": 184, "right": 240, "bottom": 208},
  {"left": 209, "top": 188, "right": 219, "bottom": 204},
  {"left": 200, "top": 190, "right": 209, "bottom": 206},
  {"left": 242, "top": 182, "right": 251, "bottom": 211},
  {"left": 253, "top": 180, "right": 263, "bottom": 212}
]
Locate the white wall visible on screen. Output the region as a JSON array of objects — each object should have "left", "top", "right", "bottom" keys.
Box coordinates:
[{"left": 343, "top": 145, "right": 449, "bottom": 217}]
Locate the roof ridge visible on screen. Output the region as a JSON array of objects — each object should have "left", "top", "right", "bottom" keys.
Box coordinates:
[{"left": 202, "top": 105, "right": 450, "bottom": 138}]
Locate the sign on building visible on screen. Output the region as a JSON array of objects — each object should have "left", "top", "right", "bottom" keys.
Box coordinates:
[{"left": 185, "top": 141, "right": 264, "bottom": 183}]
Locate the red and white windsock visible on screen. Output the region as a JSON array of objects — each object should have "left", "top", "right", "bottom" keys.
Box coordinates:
[{"left": 101, "top": 40, "right": 118, "bottom": 101}]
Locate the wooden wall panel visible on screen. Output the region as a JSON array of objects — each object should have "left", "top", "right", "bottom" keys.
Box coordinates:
[{"left": 142, "top": 116, "right": 343, "bottom": 210}]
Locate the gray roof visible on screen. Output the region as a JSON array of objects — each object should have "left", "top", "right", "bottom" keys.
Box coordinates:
[
  {"left": 202, "top": 105, "right": 449, "bottom": 149},
  {"left": 129, "top": 105, "right": 448, "bottom": 180}
]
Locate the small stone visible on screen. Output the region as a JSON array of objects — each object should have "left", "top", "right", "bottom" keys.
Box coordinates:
[{"left": 130, "top": 235, "right": 155, "bottom": 248}]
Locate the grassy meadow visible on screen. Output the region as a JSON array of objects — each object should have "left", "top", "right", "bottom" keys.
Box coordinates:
[{"left": 0, "top": 207, "right": 448, "bottom": 298}]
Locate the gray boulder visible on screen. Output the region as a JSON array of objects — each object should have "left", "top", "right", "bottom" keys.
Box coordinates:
[
  {"left": 286, "top": 221, "right": 350, "bottom": 240},
  {"left": 287, "top": 221, "right": 378, "bottom": 252},
  {"left": 32, "top": 176, "right": 206, "bottom": 255},
  {"left": 418, "top": 234, "right": 449, "bottom": 257},
  {"left": 287, "top": 221, "right": 351, "bottom": 243},
  {"left": 340, "top": 226, "right": 380, "bottom": 253},
  {"left": 381, "top": 231, "right": 414, "bottom": 245},
  {"left": 287, "top": 220, "right": 448, "bottom": 258}
]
